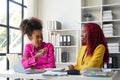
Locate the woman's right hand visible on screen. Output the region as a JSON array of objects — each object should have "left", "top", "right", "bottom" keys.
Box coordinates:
[
  {"left": 68, "top": 65, "right": 75, "bottom": 70},
  {"left": 35, "top": 48, "right": 47, "bottom": 59}
]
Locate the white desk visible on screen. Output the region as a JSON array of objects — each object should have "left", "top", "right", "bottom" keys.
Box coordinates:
[{"left": 0, "top": 70, "right": 118, "bottom": 80}]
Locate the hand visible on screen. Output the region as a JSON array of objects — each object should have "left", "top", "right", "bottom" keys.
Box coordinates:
[
  {"left": 35, "top": 48, "right": 47, "bottom": 59},
  {"left": 30, "top": 66, "right": 35, "bottom": 69},
  {"left": 40, "top": 48, "right": 47, "bottom": 55},
  {"left": 68, "top": 65, "right": 74, "bottom": 70}
]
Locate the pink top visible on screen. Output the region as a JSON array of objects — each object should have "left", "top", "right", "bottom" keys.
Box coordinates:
[{"left": 21, "top": 42, "right": 56, "bottom": 69}]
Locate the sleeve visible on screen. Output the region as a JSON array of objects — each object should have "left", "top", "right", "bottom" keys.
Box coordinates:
[
  {"left": 21, "top": 44, "right": 36, "bottom": 69},
  {"left": 40, "top": 43, "right": 56, "bottom": 68},
  {"left": 77, "top": 64, "right": 87, "bottom": 71},
  {"left": 74, "top": 45, "right": 105, "bottom": 71},
  {"left": 74, "top": 48, "right": 81, "bottom": 70},
  {"left": 87, "top": 44, "right": 105, "bottom": 68}
]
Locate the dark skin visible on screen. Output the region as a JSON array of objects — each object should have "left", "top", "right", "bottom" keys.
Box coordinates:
[{"left": 24, "top": 30, "right": 47, "bottom": 69}]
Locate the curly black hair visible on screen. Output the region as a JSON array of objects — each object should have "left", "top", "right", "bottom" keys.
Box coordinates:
[{"left": 19, "top": 17, "right": 43, "bottom": 36}]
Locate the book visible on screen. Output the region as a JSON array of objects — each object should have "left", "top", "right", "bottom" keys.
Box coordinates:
[
  {"left": 58, "top": 48, "right": 62, "bottom": 62},
  {"left": 61, "top": 52, "right": 69, "bottom": 62},
  {"left": 47, "top": 20, "right": 62, "bottom": 30},
  {"left": 59, "top": 35, "right": 63, "bottom": 46},
  {"left": 108, "top": 43, "right": 120, "bottom": 47},
  {"left": 54, "top": 21, "right": 61, "bottom": 30},
  {"left": 42, "top": 70, "right": 67, "bottom": 76},
  {"left": 103, "top": 24, "right": 113, "bottom": 27},
  {"left": 82, "top": 68, "right": 114, "bottom": 77},
  {"left": 104, "top": 33, "right": 113, "bottom": 37},
  {"left": 55, "top": 48, "right": 59, "bottom": 62},
  {"left": 107, "top": 55, "right": 119, "bottom": 68},
  {"left": 103, "top": 27, "right": 113, "bottom": 31},
  {"left": 103, "top": 10, "right": 112, "bottom": 13},
  {"left": 82, "top": 71, "right": 114, "bottom": 77}
]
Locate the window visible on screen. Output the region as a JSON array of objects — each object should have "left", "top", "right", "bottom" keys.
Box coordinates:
[
  {"left": 0, "top": 27, "right": 7, "bottom": 53},
  {"left": 9, "top": 29, "right": 22, "bottom": 53},
  {"left": 0, "top": 0, "right": 27, "bottom": 80},
  {"left": 9, "top": 1, "right": 22, "bottom": 27},
  {"left": 0, "top": 0, "right": 7, "bottom": 24}
]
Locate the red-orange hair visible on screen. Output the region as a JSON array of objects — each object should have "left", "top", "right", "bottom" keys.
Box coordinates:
[{"left": 84, "top": 23, "right": 109, "bottom": 63}]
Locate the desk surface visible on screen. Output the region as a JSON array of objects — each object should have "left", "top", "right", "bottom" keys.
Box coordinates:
[{"left": 0, "top": 70, "right": 118, "bottom": 80}]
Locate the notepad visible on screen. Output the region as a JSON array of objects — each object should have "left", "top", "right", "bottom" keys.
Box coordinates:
[
  {"left": 82, "top": 71, "right": 114, "bottom": 77},
  {"left": 82, "top": 68, "right": 114, "bottom": 77},
  {"left": 42, "top": 70, "right": 67, "bottom": 76}
]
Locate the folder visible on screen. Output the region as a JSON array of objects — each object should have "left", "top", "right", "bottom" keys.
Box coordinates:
[
  {"left": 61, "top": 52, "right": 69, "bottom": 62},
  {"left": 107, "top": 55, "right": 119, "bottom": 68},
  {"left": 107, "top": 57, "right": 112, "bottom": 68},
  {"left": 63, "top": 35, "right": 67, "bottom": 46},
  {"left": 54, "top": 21, "right": 61, "bottom": 30},
  {"left": 66, "top": 35, "right": 71, "bottom": 46},
  {"left": 112, "top": 56, "right": 118, "bottom": 68},
  {"left": 59, "top": 35, "right": 63, "bottom": 46}
]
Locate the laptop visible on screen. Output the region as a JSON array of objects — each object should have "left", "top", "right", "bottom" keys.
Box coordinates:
[{"left": 6, "top": 54, "right": 46, "bottom": 74}]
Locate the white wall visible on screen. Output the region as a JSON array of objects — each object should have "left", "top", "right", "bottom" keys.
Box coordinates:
[
  {"left": 37, "top": 0, "right": 81, "bottom": 42},
  {"left": 27, "top": 0, "right": 38, "bottom": 17},
  {"left": 24, "top": 0, "right": 39, "bottom": 45},
  {"left": 38, "top": 0, "right": 81, "bottom": 27},
  {"left": 25, "top": 0, "right": 81, "bottom": 43}
]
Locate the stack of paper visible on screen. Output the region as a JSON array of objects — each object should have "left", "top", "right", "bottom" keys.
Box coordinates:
[
  {"left": 103, "top": 10, "right": 113, "bottom": 20},
  {"left": 108, "top": 43, "right": 120, "bottom": 53},
  {"left": 103, "top": 23, "right": 113, "bottom": 37}
]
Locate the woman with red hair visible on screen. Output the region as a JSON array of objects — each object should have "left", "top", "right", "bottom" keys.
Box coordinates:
[{"left": 68, "top": 23, "right": 109, "bottom": 71}]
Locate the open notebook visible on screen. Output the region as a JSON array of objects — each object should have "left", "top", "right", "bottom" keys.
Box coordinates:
[{"left": 6, "top": 54, "right": 46, "bottom": 74}]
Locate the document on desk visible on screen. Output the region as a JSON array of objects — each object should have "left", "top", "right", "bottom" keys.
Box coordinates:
[
  {"left": 42, "top": 70, "right": 67, "bottom": 76},
  {"left": 82, "top": 68, "right": 114, "bottom": 77}
]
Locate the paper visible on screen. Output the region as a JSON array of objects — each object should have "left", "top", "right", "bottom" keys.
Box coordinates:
[
  {"left": 42, "top": 70, "right": 67, "bottom": 76},
  {"left": 82, "top": 68, "right": 113, "bottom": 77}
]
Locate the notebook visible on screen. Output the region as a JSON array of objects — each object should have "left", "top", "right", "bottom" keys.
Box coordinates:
[
  {"left": 6, "top": 54, "right": 46, "bottom": 74},
  {"left": 42, "top": 70, "right": 67, "bottom": 76},
  {"left": 82, "top": 68, "right": 113, "bottom": 77}
]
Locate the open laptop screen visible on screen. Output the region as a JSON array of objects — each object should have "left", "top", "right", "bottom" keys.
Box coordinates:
[{"left": 6, "top": 54, "right": 46, "bottom": 74}]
